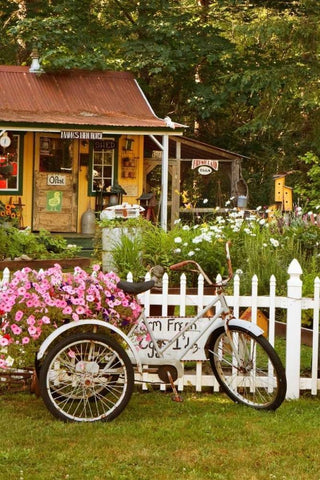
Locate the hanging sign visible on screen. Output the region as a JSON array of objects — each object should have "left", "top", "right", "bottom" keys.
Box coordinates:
[
  {"left": 47, "top": 174, "right": 66, "bottom": 186},
  {"left": 46, "top": 191, "right": 63, "bottom": 212},
  {"left": 93, "top": 140, "right": 116, "bottom": 150},
  {"left": 60, "top": 131, "right": 103, "bottom": 140},
  {"left": 191, "top": 159, "right": 219, "bottom": 172},
  {"left": 198, "top": 166, "right": 213, "bottom": 175}
]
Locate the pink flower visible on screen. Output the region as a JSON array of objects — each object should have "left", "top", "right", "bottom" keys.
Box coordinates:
[
  {"left": 41, "top": 316, "right": 50, "bottom": 324},
  {"left": 0, "top": 359, "right": 7, "bottom": 368},
  {"left": 62, "top": 306, "right": 72, "bottom": 315},
  {"left": 11, "top": 324, "right": 22, "bottom": 335},
  {"left": 0, "top": 337, "right": 10, "bottom": 347},
  {"left": 22, "top": 337, "right": 30, "bottom": 345},
  {"left": 76, "top": 306, "right": 85, "bottom": 315},
  {"left": 27, "top": 316, "right": 36, "bottom": 326},
  {"left": 28, "top": 326, "right": 37, "bottom": 336},
  {"left": 15, "top": 310, "right": 24, "bottom": 322}
]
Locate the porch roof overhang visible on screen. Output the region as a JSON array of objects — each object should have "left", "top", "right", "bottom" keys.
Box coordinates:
[
  {"left": 144, "top": 135, "right": 249, "bottom": 162},
  {"left": 0, "top": 66, "right": 185, "bottom": 135}
]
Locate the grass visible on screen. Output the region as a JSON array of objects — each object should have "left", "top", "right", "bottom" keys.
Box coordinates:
[{"left": 2, "top": 389, "right": 320, "bottom": 479}]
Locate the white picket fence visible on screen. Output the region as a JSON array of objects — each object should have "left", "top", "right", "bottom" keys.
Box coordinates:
[
  {"left": 134, "top": 259, "right": 320, "bottom": 400},
  {"left": 1, "top": 260, "right": 319, "bottom": 400}
]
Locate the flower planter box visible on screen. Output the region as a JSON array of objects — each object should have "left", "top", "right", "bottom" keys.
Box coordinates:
[
  {"left": 0, "top": 257, "right": 91, "bottom": 272},
  {"left": 102, "top": 226, "right": 140, "bottom": 272}
]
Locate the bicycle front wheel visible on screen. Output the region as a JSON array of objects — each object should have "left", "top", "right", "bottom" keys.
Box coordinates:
[
  {"left": 208, "top": 325, "right": 286, "bottom": 410},
  {"left": 39, "top": 332, "right": 134, "bottom": 422}
]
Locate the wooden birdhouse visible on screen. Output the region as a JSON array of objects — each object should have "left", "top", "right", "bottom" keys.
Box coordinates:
[{"left": 273, "top": 174, "right": 293, "bottom": 212}]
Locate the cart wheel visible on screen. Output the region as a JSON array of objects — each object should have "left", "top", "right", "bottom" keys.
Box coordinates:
[{"left": 39, "top": 332, "right": 134, "bottom": 422}]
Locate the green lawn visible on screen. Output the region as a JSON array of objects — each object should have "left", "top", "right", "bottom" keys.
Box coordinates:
[{"left": 1, "top": 389, "right": 320, "bottom": 480}]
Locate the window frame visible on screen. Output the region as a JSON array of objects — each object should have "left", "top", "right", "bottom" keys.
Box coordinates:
[
  {"left": 88, "top": 137, "right": 119, "bottom": 196},
  {"left": 0, "top": 132, "right": 23, "bottom": 195}
]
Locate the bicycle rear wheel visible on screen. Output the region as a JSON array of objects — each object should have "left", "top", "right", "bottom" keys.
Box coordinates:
[
  {"left": 208, "top": 325, "right": 286, "bottom": 410},
  {"left": 39, "top": 332, "right": 134, "bottom": 422}
]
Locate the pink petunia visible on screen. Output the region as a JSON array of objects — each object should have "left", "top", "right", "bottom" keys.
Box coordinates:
[
  {"left": 15, "top": 310, "right": 24, "bottom": 322},
  {"left": 76, "top": 306, "right": 85, "bottom": 315},
  {"left": 10, "top": 324, "right": 22, "bottom": 335},
  {"left": 27, "top": 315, "right": 36, "bottom": 326},
  {"left": 28, "top": 326, "right": 37, "bottom": 336},
  {"left": 0, "top": 337, "right": 9, "bottom": 347},
  {"left": 62, "top": 306, "right": 72, "bottom": 315},
  {"left": 22, "top": 337, "right": 30, "bottom": 345}
]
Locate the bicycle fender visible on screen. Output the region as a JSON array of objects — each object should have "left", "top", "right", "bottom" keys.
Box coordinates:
[
  {"left": 209, "top": 317, "right": 265, "bottom": 337},
  {"left": 36, "top": 319, "right": 142, "bottom": 370}
]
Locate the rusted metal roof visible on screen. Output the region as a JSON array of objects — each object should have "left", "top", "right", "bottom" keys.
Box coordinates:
[
  {"left": 144, "top": 135, "right": 248, "bottom": 161},
  {"left": 0, "top": 66, "right": 181, "bottom": 131}
]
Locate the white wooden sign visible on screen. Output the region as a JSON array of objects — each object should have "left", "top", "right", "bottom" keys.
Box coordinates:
[{"left": 137, "top": 317, "right": 211, "bottom": 361}]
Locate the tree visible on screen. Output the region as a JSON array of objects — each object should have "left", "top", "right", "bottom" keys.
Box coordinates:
[{"left": 1, "top": 0, "right": 320, "bottom": 208}]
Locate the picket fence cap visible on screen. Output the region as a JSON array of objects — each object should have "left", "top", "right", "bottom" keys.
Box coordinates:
[{"left": 287, "top": 259, "right": 303, "bottom": 276}]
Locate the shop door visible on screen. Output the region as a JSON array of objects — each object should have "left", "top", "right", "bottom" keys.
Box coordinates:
[{"left": 33, "top": 134, "right": 78, "bottom": 232}]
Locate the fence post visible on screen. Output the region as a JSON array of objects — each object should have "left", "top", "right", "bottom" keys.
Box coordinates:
[{"left": 286, "top": 259, "right": 303, "bottom": 399}]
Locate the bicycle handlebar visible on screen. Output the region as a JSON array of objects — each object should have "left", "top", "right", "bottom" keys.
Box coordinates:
[{"left": 169, "top": 260, "right": 194, "bottom": 271}]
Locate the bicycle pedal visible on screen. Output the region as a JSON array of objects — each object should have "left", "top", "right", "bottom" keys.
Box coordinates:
[{"left": 171, "top": 394, "right": 183, "bottom": 403}]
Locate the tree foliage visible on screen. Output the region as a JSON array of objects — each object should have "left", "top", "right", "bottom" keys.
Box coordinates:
[{"left": 2, "top": 0, "right": 320, "bottom": 207}]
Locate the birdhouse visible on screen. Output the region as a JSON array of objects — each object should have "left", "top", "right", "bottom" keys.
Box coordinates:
[
  {"left": 273, "top": 174, "right": 293, "bottom": 212},
  {"left": 283, "top": 186, "right": 293, "bottom": 211},
  {"left": 274, "top": 175, "right": 285, "bottom": 202}
]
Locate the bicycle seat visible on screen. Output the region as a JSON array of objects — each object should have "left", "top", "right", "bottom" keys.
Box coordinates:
[{"left": 117, "top": 279, "right": 155, "bottom": 295}]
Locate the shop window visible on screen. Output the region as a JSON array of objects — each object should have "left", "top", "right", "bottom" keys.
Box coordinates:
[
  {"left": 40, "top": 136, "right": 73, "bottom": 173},
  {"left": 90, "top": 140, "right": 115, "bottom": 194},
  {"left": 0, "top": 133, "right": 22, "bottom": 194}
]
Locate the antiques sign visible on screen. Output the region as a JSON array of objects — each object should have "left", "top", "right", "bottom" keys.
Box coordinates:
[
  {"left": 191, "top": 159, "right": 219, "bottom": 175},
  {"left": 61, "top": 131, "right": 103, "bottom": 140}
]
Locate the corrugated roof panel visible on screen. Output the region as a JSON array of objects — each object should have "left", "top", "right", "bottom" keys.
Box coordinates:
[{"left": 0, "top": 67, "right": 178, "bottom": 129}]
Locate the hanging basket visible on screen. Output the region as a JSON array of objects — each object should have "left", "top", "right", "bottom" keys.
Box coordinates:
[{"left": 0, "top": 163, "right": 13, "bottom": 178}]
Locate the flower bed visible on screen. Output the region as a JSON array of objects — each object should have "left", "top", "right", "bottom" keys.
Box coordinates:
[{"left": 0, "top": 264, "right": 142, "bottom": 369}]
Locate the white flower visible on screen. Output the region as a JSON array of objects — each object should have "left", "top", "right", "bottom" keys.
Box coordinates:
[
  {"left": 270, "top": 238, "right": 279, "bottom": 247},
  {"left": 183, "top": 242, "right": 188, "bottom": 246},
  {"left": 182, "top": 225, "right": 190, "bottom": 231},
  {"left": 174, "top": 248, "right": 181, "bottom": 253},
  {"left": 188, "top": 251, "right": 195, "bottom": 257},
  {"left": 174, "top": 219, "right": 181, "bottom": 224},
  {"left": 203, "top": 198, "right": 208, "bottom": 204},
  {"left": 174, "top": 237, "right": 182, "bottom": 243},
  {"left": 192, "top": 236, "right": 202, "bottom": 244},
  {"left": 259, "top": 219, "right": 266, "bottom": 225},
  {"left": 256, "top": 206, "right": 262, "bottom": 211},
  {"left": 235, "top": 269, "right": 243, "bottom": 276}
]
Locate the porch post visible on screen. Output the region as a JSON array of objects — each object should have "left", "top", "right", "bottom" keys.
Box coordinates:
[{"left": 161, "top": 134, "right": 169, "bottom": 231}]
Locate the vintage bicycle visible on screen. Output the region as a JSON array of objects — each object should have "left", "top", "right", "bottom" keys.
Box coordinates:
[{"left": 36, "top": 243, "right": 287, "bottom": 422}]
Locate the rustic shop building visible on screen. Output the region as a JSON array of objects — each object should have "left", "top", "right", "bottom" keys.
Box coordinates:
[{"left": 0, "top": 65, "right": 247, "bottom": 232}]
